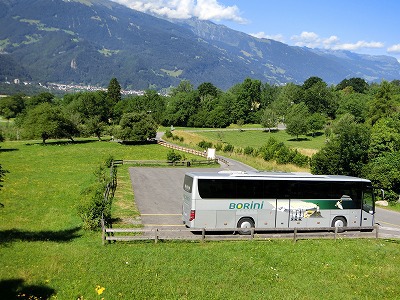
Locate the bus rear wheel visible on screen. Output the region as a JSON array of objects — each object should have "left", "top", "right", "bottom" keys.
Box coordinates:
[
  {"left": 237, "top": 218, "right": 255, "bottom": 235},
  {"left": 332, "top": 216, "right": 347, "bottom": 233}
]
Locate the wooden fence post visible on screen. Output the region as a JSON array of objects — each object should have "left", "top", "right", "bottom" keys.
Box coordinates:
[
  {"left": 155, "top": 228, "right": 159, "bottom": 244},
  {"left": 334, "top": 227, "right": 338, "bottom": 240},
  {"left": 375, "top": 224, "right": 379, "bottom": 239},
  {"left": 293, "top": 228, "right": 297, "bottom": 243},
  {"left": 201, "top": 228, "right": 206, "bottom": 242},
  {"left": 101, "top": 217, "right": 105, "bottom": 246}
]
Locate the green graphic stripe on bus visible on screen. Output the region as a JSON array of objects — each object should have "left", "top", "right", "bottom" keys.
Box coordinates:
[
  {"left": 302, "top": 200, "right": 359, "bottom": 210},
  {"left": 229, "top": 201, "right": 264, "bottom": 210}
]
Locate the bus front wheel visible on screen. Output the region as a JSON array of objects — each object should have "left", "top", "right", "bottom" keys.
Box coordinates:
[
  {"left": 237, "top": 218, "right": 255, "bottom": 235},
  {"left": 332, "top": 217, "right": 347, "bottom": 233}
]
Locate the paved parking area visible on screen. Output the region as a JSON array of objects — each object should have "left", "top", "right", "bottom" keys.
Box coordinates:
[{"left": 129, "top": 167, "right": 220, "bottom": 230}]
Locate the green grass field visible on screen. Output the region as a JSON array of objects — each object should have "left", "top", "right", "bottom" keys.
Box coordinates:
[
  {"left": 1, "top": 139, "right": 400, "bottom": 299},
  {"left": 179, "top": 128, "right": 326, "bottom": 152}
]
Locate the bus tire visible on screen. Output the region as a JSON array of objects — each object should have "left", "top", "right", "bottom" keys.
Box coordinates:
[
  {"left": 237, "top": 218, "right": 255, "bottom": 235},
  {"left": 332, "top": 216, "right": 347, "bottom": 233}
]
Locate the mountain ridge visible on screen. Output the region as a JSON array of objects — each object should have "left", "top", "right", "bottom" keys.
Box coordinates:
[{"left": 0, "top": 0, "right": 399, "bottom": 90}]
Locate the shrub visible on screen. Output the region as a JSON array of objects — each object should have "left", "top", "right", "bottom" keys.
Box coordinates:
[
  {"left": 78, "top": 183, "right": 111, "bottom": 230},
  {"left": 78, "top": 158, "right": 116, "bottom": 230},
  {"left": 215, "top": 143, "right": 223, "bottom": 151},
  {"left": 223, "top": 144, "right": 234, "bottom": 152},
  {"left": 198, "top": 140, "right": 213, "bottom": 149},
  {"left": 259, "top": 137, "right": 309, "bottom": 167},
  {"left": 244, "top": 146, "right": 254, "bottom": 156},
  {"left": 165, "top": 130, "right": 173, "bottom": 138},
  {"left": 167, "top": 150, "right": 182, "bottom": 162}
]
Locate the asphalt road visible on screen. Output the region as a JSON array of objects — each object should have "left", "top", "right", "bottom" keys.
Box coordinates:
[
  {"left": 374, "top": 207, "right": 400, "bottom": 238},
  {"left": 129, "top": 165, "right": 400, "bottom": 239}
]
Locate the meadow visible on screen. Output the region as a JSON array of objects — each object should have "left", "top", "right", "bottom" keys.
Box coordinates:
[{"left": 1, "top": 138, "right": 400, "bottom": 299}]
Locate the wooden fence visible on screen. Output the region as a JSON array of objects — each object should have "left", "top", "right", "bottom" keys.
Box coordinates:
[
  {"left": 157, "top": 140, "right": 230, "bottom": 166},
  {"left": 101, "top": 220, "right": 379, "bottom": 245}
]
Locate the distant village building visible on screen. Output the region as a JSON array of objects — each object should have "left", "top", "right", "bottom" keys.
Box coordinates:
[{"left": 13, "top": 78, "right": 20, "bottom": 84}]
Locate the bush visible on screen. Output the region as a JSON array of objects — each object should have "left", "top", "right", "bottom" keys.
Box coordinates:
[
  {"left": 198, "top": 140, "right": 213, "bottom": 149},
  {"left": 215, "top": 143, "right": 223, "bottom": 151},
  {"left": 165, "top": 130, "right": 173, "bottom": 138},
  {"left": 167, "top": 150, "right": 182, "bottom": 162},
  {"left": 78, "top": 183, "right": 111, "bottom": 230},
  {"left": 244, "top": 146, "right": 254, "bottom": 156},
  {"left": 78, "top": 158, "right": 116, "bottom": 230},
  {"left": 259, "top": 137, "right": 309, "bottom": 167},
  {"left": 223, "top": 144, "right": 234, "bottom": 152}
]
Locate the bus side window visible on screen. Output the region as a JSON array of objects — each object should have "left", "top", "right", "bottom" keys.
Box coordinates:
[{"left": 362, "top": 189, "right": 374, "bottom": 213}]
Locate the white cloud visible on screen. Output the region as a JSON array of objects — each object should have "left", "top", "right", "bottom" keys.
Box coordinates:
[
  {"left": 331, "top": 41, "right": 384, "bottom": 51},
  {"left": 250, "top": 32, "right": 285, "bottom": 43},
  {"left": 290, "top": 31, "right": 384, "bottom": 52},
  {"left": 322, "top": 35, "right": 339, "bottom": 46},
  {"left": 112, "top": 0, "right": 246, "bottom": 23},
  {"left": 387, "top": 44, "right": 400, "bottom": 53},
  {"left": 291, "top": 31, "right": 320, "bottom": 48}
]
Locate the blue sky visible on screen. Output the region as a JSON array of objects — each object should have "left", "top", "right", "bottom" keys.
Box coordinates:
[{"left": 113, "top": 0, "right": 400, "bottom": 61}]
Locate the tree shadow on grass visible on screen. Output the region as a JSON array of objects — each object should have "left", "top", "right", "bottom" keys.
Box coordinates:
[
  {"left": 287, "top": 137, "right": 311, "bottom": 142},
  {"left": 0, "top": 148, "right": 19, "bottom": 152},
  {"left": 25, "top": 139, "right": 100, "bottom": 146},
  {"left": 0, "top": 227, "right": 81, "bottom": 245},
  {"left": 0, "top": 279, "right": 56, "bottom": 300}
]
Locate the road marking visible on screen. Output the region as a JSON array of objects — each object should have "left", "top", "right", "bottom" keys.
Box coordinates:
[
  {"left": 377, "top": 220, "right": 400, "bottom": 228},
  {"left": 141, "top": 214, "right": 180, "bottom": 216}
]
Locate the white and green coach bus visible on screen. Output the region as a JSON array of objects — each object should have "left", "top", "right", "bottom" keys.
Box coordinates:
[{"left": 182, "top": 171, "right": 375, "bottom": 232}]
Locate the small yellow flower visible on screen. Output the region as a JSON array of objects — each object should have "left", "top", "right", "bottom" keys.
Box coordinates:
[{"left": 95, "top": 285, "right": 106, "bottom": 295}]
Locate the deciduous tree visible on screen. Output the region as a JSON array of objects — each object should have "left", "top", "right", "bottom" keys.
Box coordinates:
[
  {"left": 311, "top": 114, "right": 370, "bottom": 176},
  {"left": 20, "top": 103, "right": 78, "bottom": 144},
  {"left": 117, "top": 112, "right": 157, "bottom": 141},
  {"left": 285, "top": 102, "right": 310, "bottom": 140}
]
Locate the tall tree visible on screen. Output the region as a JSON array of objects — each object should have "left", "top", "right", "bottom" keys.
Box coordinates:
[
  {"left": 260, "top": 83, "right": 280, "bottom": 108},
  {"left": 106, "top": 78, "right": 122, "bottom": 119},
  {"left": 336, "top": 91, "right": 370, "bottom": 123},
  {"left": 163, "top": 91, "right": 199, "bottom": 127},
  {"left": 197, "top": 82, "right": 218, "bottom": 101},
  {"left": 311, "top": 114, "right": 370, "bottom": 176},
  {"left": 302, "top": 76, "right": 324, "bottom": 90},
  {"left": 362, "top": 152, "right": 400, "bottom": 202},
  {"left": 171, "top": 80, "right": 193, "bottom": 96},
  {"left": 0, "top": 94, "right": 25, "bottom": 120},
  {"left": 229, "top": 78, "right": 262, "bottom": 123},
  {"left": 26, "top": 92, "right": 55, "bottom": 108},
  {"left": 336, "top": 78, "right": 369, "bottom": 93},
  {"left": 285, "top": 102, "right": 310, "bottom": 140},
  {"left": 117, "top": 112, "right": 157, "bottom": 141},
  {"left": 261, "top": 108, "right": 279, "bottom": 132},
  {"left": 303, "top": 81, "right": 338, "bottom": 117},
  {"left": 368, "top": 117, "right": 400, "bottom": 159},
  {"left": 367, "top": 80, "right": 399, "bottom": 125},
  {"left": 20, "top": 103, "right": 78, "bottom": 144},
  {"left": 271, "top": 83, "right": 302, "bottom": 122}
]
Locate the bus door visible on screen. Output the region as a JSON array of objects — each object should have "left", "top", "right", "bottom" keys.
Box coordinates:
[
  {"left": 275, "top": 199, "right": 290, "bottom": 228},
  {"left": 361, "top": 188, "right": 375, "bottom": 226}
]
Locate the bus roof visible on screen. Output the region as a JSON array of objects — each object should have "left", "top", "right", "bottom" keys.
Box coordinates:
[{"left": 185, "top": 171, "right": 371, "bottom": 182}]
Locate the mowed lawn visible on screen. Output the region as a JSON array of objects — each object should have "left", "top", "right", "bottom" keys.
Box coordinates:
[
  {"left": 1, "top": 139, "right": 400, "bottom": 299},
  {"left": 191, "top": 129, "right": 326, "bottom": 152}
]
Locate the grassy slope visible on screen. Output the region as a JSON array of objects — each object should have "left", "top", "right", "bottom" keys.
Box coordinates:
[{"left": 1, "top": 139, "right": 400, "bottom": 299}]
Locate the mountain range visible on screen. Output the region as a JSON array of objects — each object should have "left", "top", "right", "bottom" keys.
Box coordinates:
[{"left": 1, "top": 0, "right": 400, "bottom": 91}]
